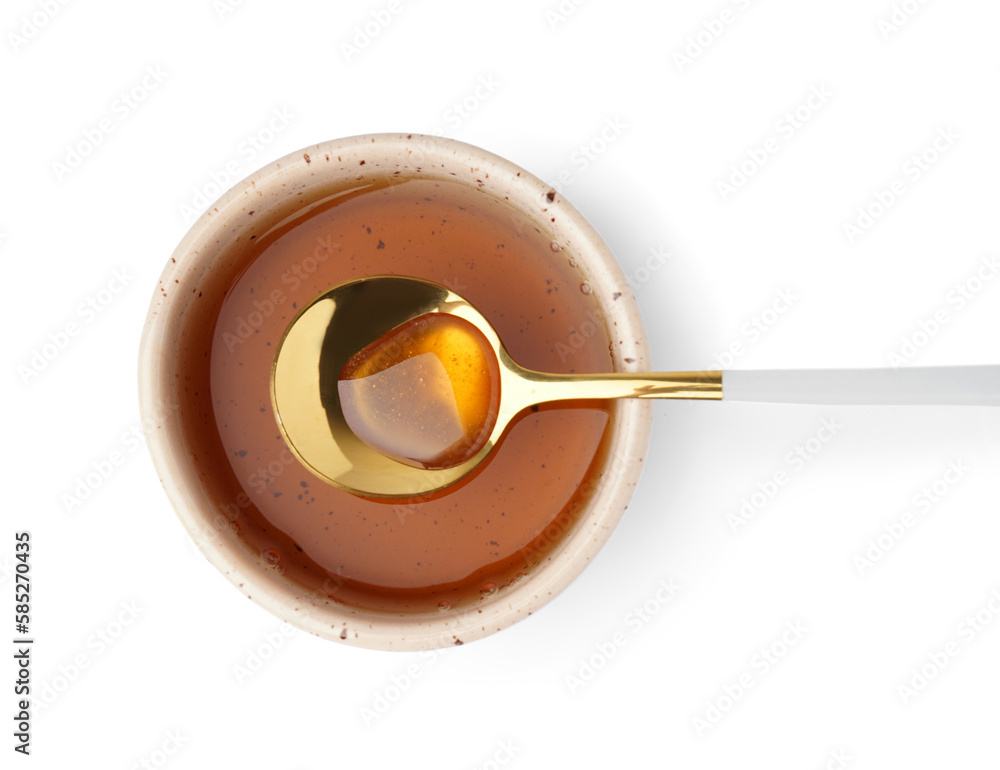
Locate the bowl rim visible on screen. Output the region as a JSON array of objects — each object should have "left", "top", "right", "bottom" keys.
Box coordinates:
[{"left": 138, "top": 132, "right": 653, "bottom": 650}]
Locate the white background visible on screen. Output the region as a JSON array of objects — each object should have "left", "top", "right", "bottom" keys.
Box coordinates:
[{"left": 5, "top": 0, "right": 1000, "bottom": 767}]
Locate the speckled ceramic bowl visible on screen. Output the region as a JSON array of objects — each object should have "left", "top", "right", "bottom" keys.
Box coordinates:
[{"left": 138, "top": 134, "right": 653, "bottom": 650}]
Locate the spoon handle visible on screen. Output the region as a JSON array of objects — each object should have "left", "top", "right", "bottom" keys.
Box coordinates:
[
  {"left": 723, "top": 365, "right": 1000, "bottom": 406},
  {"left": 515, "top": 369, "right": 725, "bottom": 401},
  {"left": 518, "top": 365, "right": 1000, "bottom": 405}
]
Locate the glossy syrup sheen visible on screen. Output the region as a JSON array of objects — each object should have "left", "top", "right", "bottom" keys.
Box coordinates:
[
  {"left": 209, "top": 177, "right": 616, "bottom": 613},
  {"left": 339, "top": 313, "right": 501, "bottom": 470}
]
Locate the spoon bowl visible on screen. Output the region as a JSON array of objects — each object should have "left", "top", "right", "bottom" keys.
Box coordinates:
[{"left": 272, "top": 276, "right": 500, "bottom": 498}]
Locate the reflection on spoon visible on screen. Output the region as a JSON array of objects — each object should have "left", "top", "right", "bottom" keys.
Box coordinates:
[{"left": 338, "top": 314, "right": 500, "bottom": 470}]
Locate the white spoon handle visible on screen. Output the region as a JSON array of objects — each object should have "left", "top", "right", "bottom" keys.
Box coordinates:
[{"left": 723, "top": 366, "right": 1000, "bottom": 406}]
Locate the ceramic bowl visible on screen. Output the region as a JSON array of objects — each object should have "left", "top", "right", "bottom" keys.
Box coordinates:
[{"left": 138, "top": 133, "right": 653, "bottom": 649}]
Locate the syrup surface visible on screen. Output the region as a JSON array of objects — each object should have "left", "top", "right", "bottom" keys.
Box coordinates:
[{"left": 209, "top": 177, "right": 616, "bottom": 612}]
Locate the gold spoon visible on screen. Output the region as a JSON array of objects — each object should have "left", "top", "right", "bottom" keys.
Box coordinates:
[
  {"left": 271, "top": 275, "right": 719, "bottom": 499},
  {"left": 271, "top": 275, "right": 999, "bottom": 499}
]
